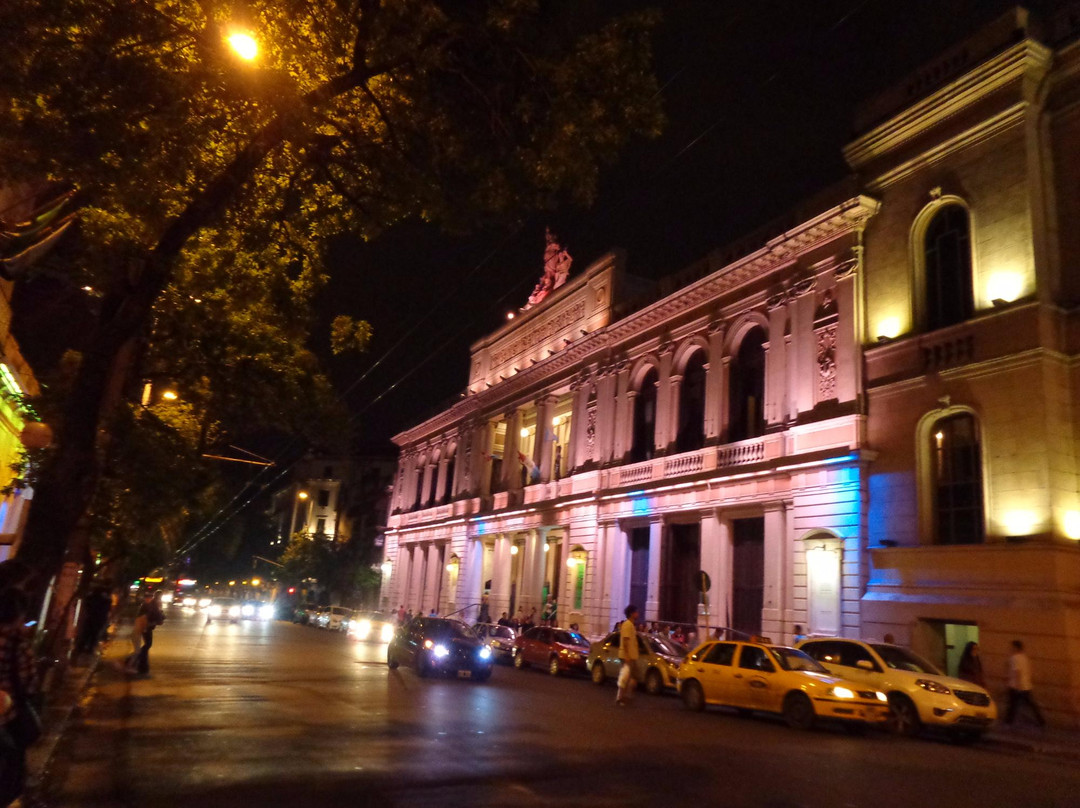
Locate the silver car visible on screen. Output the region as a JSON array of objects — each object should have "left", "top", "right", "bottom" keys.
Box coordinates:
[
  {"left": 587, "top": 631, "right": 687, "bottom": 695},
  {"left": 473, "top": 623, "right": 518, "bottom": 663}
]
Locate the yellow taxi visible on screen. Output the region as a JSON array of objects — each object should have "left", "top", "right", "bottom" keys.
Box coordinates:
[{"left": 676, "top": 640, "right": 890, "bottom": 731}]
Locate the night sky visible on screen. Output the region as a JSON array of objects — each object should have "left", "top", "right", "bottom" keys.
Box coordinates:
[{"left": 319, "top": 0, "right": 1066, "bottom": 449}]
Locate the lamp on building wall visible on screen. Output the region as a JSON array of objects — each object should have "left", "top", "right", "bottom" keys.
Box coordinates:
[
  {"left": 1062, "top": 511, "right": 1080, "bottom": 541},
  {"left": 875, "top": 317, "right": 901, "bottom": 342},
  {"left": 510, "top": 545, "right": 519, "bottom": 556},
  {"left": 297, "top": 491, "right": 309, "bottom": 500},
  {"left": 380, "top": 560, "right": 393, "bottom": 576}
]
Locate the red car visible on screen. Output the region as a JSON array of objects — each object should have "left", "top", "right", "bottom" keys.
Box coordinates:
[{"left": 513, "top": 627, "right": 591, "bottom": 676}]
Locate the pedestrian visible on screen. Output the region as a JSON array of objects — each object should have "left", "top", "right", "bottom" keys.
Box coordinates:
[
  {"left": 75, "top": 585, "right": 113, "bottom": 658},
  {"left": 478, "top": 596, "right": 491, "bottom": 624},
  {"left": 793, "top": 624, "right": 807, "bottom": 643},
  {"left": 616, "top": 604, "right": 640, "bottom": 706},
  {"left": 428, "top": 607, "right": 438, "bottom": 617},
  {"left": 527, "top": 606, "right": 538, "bottom": 628},
  {"left": 0, "top": 586, "right": 41, "bottom": 807},
  {"left": 397, "top": 604, "right": 406, "bottom": 624},
  {"left": 883, "top": 632, "right": 896, "bottom": 644},
  {"left": 1006, "top": 640, "right": 1045, "bottom": 727},
  {"left": 497, "top": 612, "right": 511, "bottom": 627},
  {"left": 541, "top": 597, "right": 555, "bottom": 627},
  {"left": 957, "top": 641, "right": 986, "bottom": 688},
  {"left": 126, "top": 594, "right": 150, "bottom": 671},
  {"left": 134, "top": 591, "right": 166, "bottom": 675}
]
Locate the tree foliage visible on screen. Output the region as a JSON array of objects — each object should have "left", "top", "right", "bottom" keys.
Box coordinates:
[{"left": 0, "top": 0, "right": 663, "bottom": 589}]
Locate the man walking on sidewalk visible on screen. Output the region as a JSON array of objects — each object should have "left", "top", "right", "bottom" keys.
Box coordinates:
[
  {"left": 616, "top": 604, "right": 639, "bottom": 706},
  {"left": 1006, "top": 639, "right": 1046, "bottom": 727}
]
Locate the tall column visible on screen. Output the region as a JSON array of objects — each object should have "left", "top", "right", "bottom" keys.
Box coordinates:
[
  {"left": 606, "top": 522, "right": 628, "bottom": 629},
  {"left": 521, "top": 528, "right": 546, "bottom": 616},
  {"left": 767, "top": 299, "right": 788, "bottom": 425},
  {"left": 666, "top": 373, "right": 683, "bottom": 454},
  {"left": 424, "top": 543, "right": 443, "bottom": 613},
  {"left": 613, "top": 362, "right": 632, "bottom": 461},
  {"left": 435, "top": 458, "right": 449, "bottom": 505},
  {"left": 566, "top": 379, "right": 584, "bottom": 472},
  {"left": 718, "top": 357, "right": 732, "bottom": 442},
  {"left": 834, "top": 261, "right": 860, "bottom": 405},
  {"left": 655, "top": 343, "right": 675, "bottom": 453},
  {"left": 762, "top": 503, "right": 788, "bottom": 640},
  {"left": 502, "top": 410, "right": 522, "bottom": 491},
  {"left": 595, "top": 367, "right": 618, "bottom": 464},
  {"left": 704, "top": 323, "right": 725, "bottom": 442},
  {"left": 490, "top": 535, "right": 512, "bottom": 617},
  {"left": 534, "top": 395, "right": 557, "bottom": 482},
  {"left": 790, "top": 287, "right": 816, "bottom": 416},
  {"left": 700, "top": 510, "right": 724, "bottom": 629},
  {"left": 479, "top": 420, "right": 496, "bottom": 498},
  {"left": 410, "top": 544, "right": 427, "bottom": 611},
  {"left": 395, "top": 543, "right": 410, "bottom": 609},
  {"left": 464, "top": 537, "right": 485, "bottom": 622},
  {"left": 591, "top": 521, "right": 610, "bottom": 634},
  {"left": 646, "top": 517, "right": 663, "bottom": 622}
]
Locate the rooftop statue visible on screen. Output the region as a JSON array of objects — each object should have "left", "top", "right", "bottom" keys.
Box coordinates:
[{"left": 523, "top": 228, "right": 572, "bottom": 310}]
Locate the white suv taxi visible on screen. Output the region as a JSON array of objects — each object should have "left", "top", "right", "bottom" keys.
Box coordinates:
[{"left": 797, "top": 638, "right": 996, "bottom": 740}]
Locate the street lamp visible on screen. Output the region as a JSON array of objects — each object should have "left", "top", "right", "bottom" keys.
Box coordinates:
[
  {"left": 297, "top": 491, "right": 309, "bottom": 500},
  {"left": 227, "top": 32, "right": 259, "bottom": 61},
  {"left": 161, "top": 390, "right": 178, "bottom": 401}
]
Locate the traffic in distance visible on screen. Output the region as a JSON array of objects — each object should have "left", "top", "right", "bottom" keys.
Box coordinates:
[{"left": 275, "top": 601, "right": 997, "bottom": 741}]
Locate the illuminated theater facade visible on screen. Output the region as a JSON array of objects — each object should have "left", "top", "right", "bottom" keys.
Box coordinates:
[
  {"left": 383, "top": 194, "right": 877, "bottom": 648},
  {"left": 383, "top": 10, "right": 1080, "bottom": 724}
]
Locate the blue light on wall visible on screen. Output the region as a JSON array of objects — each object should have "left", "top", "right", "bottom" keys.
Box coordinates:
[{"left": 631, "top": 492, "right": 651, "bottom": 517}]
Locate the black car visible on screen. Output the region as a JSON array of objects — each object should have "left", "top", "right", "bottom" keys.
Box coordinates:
[{"left": 387, "top": 618, "right": 494, "bottom": 681}]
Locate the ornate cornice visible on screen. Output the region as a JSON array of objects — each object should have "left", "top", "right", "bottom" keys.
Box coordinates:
[{"left": 393, "top": 196, "right": 879, "bottom": 448}]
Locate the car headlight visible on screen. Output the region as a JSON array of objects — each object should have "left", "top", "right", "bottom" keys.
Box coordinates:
[
  {"left": 161, "top": 593, "right": 174, "bottom": 605},
  {"left": 209, "top": 605, "right": 222, "bottom": 617},
  {"left": 259, "top": 605, "right": 275, "bottom": 620},
  {"left": 198, "top": 598, "right": 212, "bottom": 608},
  {"left": 228, "top": 606, "right": 241, "bottom": 617},
  {"left": 380, "top": 623, "right": 394, "bottom": 642},
  {"left": 832, "top": 686, "right": 855, "bottom": 699},
  {"left": 354, "top": 619, "right": 371, "bottom": 639},
  {"left": 916, "top": 679, "right": 952, "bottom": 695},
  {"left": 241, "top": 604, "right": 255, "bottom": 617},
  {"left": 433, "top": 644, "right": 450, "bottom": 658},
  {"left": 479, "top": 646, "right": 492, "bottom": 660},
  {"left": 183, "top": 597, "right": 196, "bottom": 607}
]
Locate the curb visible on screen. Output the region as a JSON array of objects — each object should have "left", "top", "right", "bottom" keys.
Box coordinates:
[{"left": 982, "top": 732, "right": 1080, "bottom": 763}]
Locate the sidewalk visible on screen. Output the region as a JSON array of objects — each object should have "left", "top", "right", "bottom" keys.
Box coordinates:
[{"left": 983, "top": 723, "right": 1080, "bottom": 761}]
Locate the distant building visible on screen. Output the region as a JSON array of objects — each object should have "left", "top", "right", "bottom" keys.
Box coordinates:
[
  {"left": 271, "top": 453, "right": 395, "bottom": 546},
  {"left": 382, "top": 8, "right": 1080, "bottom": 725}
]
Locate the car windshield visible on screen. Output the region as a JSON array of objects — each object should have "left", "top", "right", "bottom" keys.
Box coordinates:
[
  {"left": 488, "top": 626, "right": 514, "bottom": 639},
  {"left": 428, "top": 620, "right": 476, "bottom": 641},
  {"left": 554, "top": 631, "right": 588, "bottom": 647},
  {"left": 769, "top": 647, "right": 828, "bottom": 673},
  {"left": 649, "top": 636, "right": 686, "bottom": 658},
  {"left": 871, "top": 644, "right": 941, "bottom": 674}
]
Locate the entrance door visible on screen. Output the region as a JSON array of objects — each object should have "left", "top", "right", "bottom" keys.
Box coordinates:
[
  {"left": 731, "top": 517, "right": 765, "bottom": 637},
  {"left": 806, "top": 545, "right": 840, "bottom": 636},
  {"left": 628, "top": 527, "right": 650, "bottom": 614},
  {"left": 661, "top": 522, "right": 701, "bottom": 625}
]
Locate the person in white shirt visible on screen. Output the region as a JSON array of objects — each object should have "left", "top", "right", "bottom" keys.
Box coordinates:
[
  {"left": 616, "top": 605, "right": 640, "bottom": 706},
  {"left": 1006, "top": 640, "right": 1045, "bottom": 727}
]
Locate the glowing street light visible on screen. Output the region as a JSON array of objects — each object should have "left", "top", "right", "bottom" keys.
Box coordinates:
[
  {"left": 227, "top": 32, "right": 259, "bottom": 61},
  {"left": 161, "top": 390, "right": 178, "bottom": 401},
  {"left": 297, "top": 491, "right": 309, "bottom": 500}
]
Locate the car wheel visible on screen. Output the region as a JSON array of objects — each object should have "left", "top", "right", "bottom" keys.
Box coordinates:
[
  {"left": 387, "top": 653, "right": 399, "bottom": 670},
  {"left": 513, "top": 651, "right": 527, "bottom": 670},
  {"left": 887, "top": 694, "right": 921, "bottom": 737},
  {"left": 475, "top": 669, "right": 492, "bottom": 683},
  {"left": 644, "top": 668, "right": 664, "bottom": 696},
  {"left": 681, "top": 680, "right": 705, "bottom": 712},
  {"left": 783, "top": 692, "right": 816, "bottom": 731},
  {"left": 548, "top": 656, "right": 560, "bottom": 676},
  {"left": 591, "top": 661, "right": 607, "bottom": 686}
]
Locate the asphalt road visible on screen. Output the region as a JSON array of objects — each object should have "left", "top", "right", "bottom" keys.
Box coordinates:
[{"left": 43, "top": 610, "right": 1078, "bottom": 808}]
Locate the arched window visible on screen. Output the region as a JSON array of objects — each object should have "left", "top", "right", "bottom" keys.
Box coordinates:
[
  {"left": 630, "top": 367, "right": 659, "bottom": 462},
  {"left": 412, "top": 462, "right": 424, "bottom": 511},
  {"left": 930, "top": 413, "right": 984, "bottom": 545},
  {"left": 727, "top": 327, "right": 766, "bottom": 442},
  {"left": 427, "top": 461, "right": 439, "bottom": 505},
  {"left": 924, "top": 204, "right": 973, "bottom": 331},
  {"left": 676, "top": 350, "right": 708, "bottom": 453}
]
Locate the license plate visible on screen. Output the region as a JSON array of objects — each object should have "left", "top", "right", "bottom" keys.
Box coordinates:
[{"left": 457, "top": 670, "right": 472, "bottom": 679}]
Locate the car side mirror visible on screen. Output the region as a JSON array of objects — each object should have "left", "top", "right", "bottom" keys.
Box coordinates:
[{"left": 856, "top": 659, "right": 874, "bottom": 671}]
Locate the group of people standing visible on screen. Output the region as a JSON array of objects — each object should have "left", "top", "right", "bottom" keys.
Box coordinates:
[{"left": 957, "top": 639, "right": 1045, "bottom": 728}]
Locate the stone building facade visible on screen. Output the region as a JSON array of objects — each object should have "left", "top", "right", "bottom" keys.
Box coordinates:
[{"left": 382, "top": 8, "right": 1080, "bottom": 725}]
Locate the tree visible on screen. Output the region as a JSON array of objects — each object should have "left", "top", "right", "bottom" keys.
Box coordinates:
[{"left": 0, "top": 0, "right": 663, "bottom": 596}]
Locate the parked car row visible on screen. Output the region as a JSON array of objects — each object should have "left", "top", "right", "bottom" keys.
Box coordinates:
[
  {"left": 204, "top": 597, "right": 275, "bottom": 624},
  {"left": 390, "top": 617, "right": 999, "bottom": 740},
  {"left": 293, "top": 603, "right": 397, "bottom": 641}
]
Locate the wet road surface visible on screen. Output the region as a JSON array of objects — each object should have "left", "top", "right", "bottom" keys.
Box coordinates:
[{"left": 44, "top": 610, "right": 1079, "bottom": 807}]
